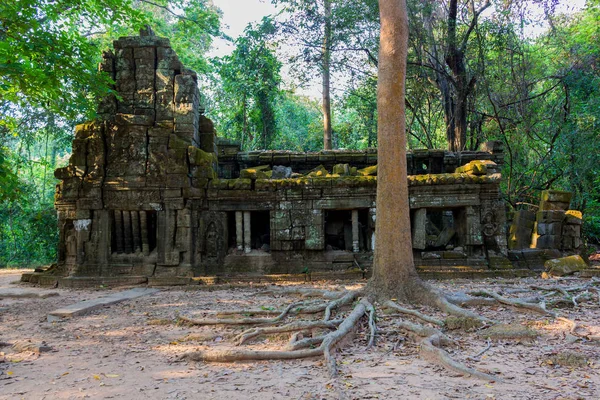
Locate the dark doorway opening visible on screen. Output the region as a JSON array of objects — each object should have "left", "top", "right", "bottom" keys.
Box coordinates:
[
  {"left": 251, "top": 211, "right": 270, "bottom": 250},
  {"left": 324, "top": 210, "right": 352, "bottom": 251},
  {"left": 227, "top": 211, "right": 237, "bottom": 249}
]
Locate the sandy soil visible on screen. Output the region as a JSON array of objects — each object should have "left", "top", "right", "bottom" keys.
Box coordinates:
[{"left": 1, "top": 270, "right": 599, "bottom": 400}]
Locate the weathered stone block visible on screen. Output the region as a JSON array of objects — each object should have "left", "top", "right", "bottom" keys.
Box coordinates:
[
  {"left": 489, "top": 255, "right": 513, "bottom": 270},
  {"left": 562, "top": 224, "right": 581, "bottom": 238},
  {"left": 272, "top": 210, "right": 291, "bottom": 230},
  {"left": 541, "top": 190, "right": 572, "bottom": 204},
  {"left": 536, "top": 234, "right": 562, "bottom": 249},
  {"left": 115, "top": 48, "right": 134, "bottom": 70},
  {"left": 536, "top": 222, "right": 562, "bottom": 236},
  {"left": 157, "top": 47, "right": 182, "bottom": 70},
  {"left": 227, "top": 179, "right": 252, "bottom": 190},
  {"left": 116, "top": 78, "right": 136, "bottom": 93},
  {"left": 544, "top": 255, "right": 587, "bottom": 277},
  {"left": 255, "top": 179, "right": 277, "bottom": 191},
  {"left": 291, "top": 227, "right": 305, "bottom": 240},
  {"left": 536, "top": 210, "right": 566, "bottom": 223},
  {"left": 134, "top": 46, "right": 154, "bottom": 61},
  {"left": 539, "top": 201, "right": 570, "bottom": 211},
  {"left": 332, "top": 163, "right": 350, "bottom": 176},
  {"left": 274, "top": 228, "right": 291, "bottom": 241},
  {"left": 174, "top": 74, "right": 198, "bottom": 103},
  {"left": 116, "top": 113, "right": 154, "bottom": 126}
]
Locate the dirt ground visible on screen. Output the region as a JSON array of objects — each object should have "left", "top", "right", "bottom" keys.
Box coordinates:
[{"left": 1, "top": 269, "right": 599, "bottom": 400}]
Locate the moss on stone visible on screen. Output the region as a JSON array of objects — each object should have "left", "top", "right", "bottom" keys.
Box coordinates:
[
  {"left": 547, "top": 351, "right": 588, "bottom": 367},
  {"left": 357, "top": 165, "right": 377, "bottom": 176},
  {"left": 478, "top": 323, "right": 538, "bottom": 340},
  {"left": 444, "top": 316, "right": 484, "bottom": 331},
  {"left": 455, "top": 160, "right": 497, "bottom": 175},
  {"left": 240, "top": 165, "right": 271, "bottom": 179},
  {"left": 307, "top": 164, "right": 329, "bottom": 177},
  {"left": 227, "top": 178, "right": 252, "bottom": 190},
  {"left": 255, "top": 179, "right": 277, "bottom": 191},
  {"left": 169, "top": 134, "right": 189, "bottom": 150},
  {"left": 332, "top": 163, "right": 350, "bottom": 176},
  {"left": 209, "top": 179, "right": 229, "bottom": 190},
  {"left": 544, "top": 255, "right": 587, "bottom": 277},
  {"left": 188, "top": 146, "right": 216, "bottom": 166}
]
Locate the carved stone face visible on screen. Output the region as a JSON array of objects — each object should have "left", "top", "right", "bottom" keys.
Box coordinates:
[{"left": 482, "top": 211, "right": 498, "bottom": 237}]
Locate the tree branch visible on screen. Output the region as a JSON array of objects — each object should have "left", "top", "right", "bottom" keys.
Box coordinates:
[{"left": 460, "top": 1, "right": 491, "bottom": 53}]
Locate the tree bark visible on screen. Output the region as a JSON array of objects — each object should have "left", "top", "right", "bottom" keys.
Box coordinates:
[
  {"left": 322, "top": 0, "right": 333, "bottom": 150},
  {"left": 369, "top": 0, "right": 420, "bottom": 300},
  {"left": 444, "top": 0, "right": 489, "bottom": 152}
]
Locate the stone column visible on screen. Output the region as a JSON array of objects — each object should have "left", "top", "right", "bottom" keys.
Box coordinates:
[
  {"left": 235, "top": 211, "right": 244, "bottom": 251},
  {"left": 123, "top": 211, "right": 132, "bottom": 253},
  {"left": 140, "top": 211, "right": 150, "bottom": 256},
  {"left": 412, "top": 208, "right": 427, "bottom": 250},
  {"left": 369, "top": 208, "right": 376, "bottom": 251},
  {"left": 243, "top": 211, "right": 252, "bottom": 253},
  {"left": 131, "top": 211, "right": 141, "bottom": 253},
  {"left": 114, "top": 210, "right": 124, "bottom": 254},
  {"left": 352, "top": 210, "right": 360, "bottom": 253}
]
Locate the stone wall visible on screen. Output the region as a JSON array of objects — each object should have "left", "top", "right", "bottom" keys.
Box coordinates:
[
  {"left": 53, "top": 28, "right": 217, "bottom": 279},
  {"left": 507, "top": 190, "right": 583, "bottom": 270},
  {"left": 42, "top": 29, "right": 583, "bottom": 286}
]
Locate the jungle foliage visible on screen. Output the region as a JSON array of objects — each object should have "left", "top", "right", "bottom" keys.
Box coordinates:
[{"left": 0, "top": 0, "right": 599, "bottom": 266}]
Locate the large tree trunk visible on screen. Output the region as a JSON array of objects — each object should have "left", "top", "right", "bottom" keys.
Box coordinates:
[
  {"left": 444, "top": 0, "right": 489, "bottom": 152},
  {"left": 369, "top": 0, "right": 421, "bottom": 300},
  {"left": 444, "top": 0, "right": 469, "bottom": 151},
  {"left": 322, "top": 0, "right": 333, "bottom": 150}
]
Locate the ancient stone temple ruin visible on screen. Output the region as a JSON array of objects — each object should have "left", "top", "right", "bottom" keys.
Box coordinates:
[{"left": 24, "top": 29, "right": 584, "bottom": 287}]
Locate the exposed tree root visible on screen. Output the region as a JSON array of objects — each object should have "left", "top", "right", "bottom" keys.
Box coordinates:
[
  {"left": 285, "top": 335, "right": 327, "bottom": 351},
  {"left": 184, "top": 298, "right": 370, "bottom": 378},
  {"left": 260, "top": 287, "right": 348, "bottom": 299},
  {"left": 420, "top": 334, "right": 500, "bottom": 382},
  {"left": 181, "top": 278, "right": 595, "bottom": 382},
  {"left": 433, "top": 294, "right": 495, "bottom": 324},
  {"left": 393, "top": 318, "right": 450, "bottom": 343},
  {"left": 446, "top": 293, "right": 499, "bottom": 307},
  {"left": 364, "top": 299, "right": 376, "bottom": 350},
  {"left": 469, "top": 290, "right": 556, "bottom": 317},
  {"left": 178, "top": 301, "right": 303, "bottom": 326},
  {"left": 383, "top": 300, "right": 444, "bottom": 327},
  {"left": 467, "top": 339, "right": 492, "bottom": 361},
  {"left": 236, "top": 319, "right": 342, "bottom": 345},
  {"left": 323, "top": 290, "right": 361, "bottom": 321}
]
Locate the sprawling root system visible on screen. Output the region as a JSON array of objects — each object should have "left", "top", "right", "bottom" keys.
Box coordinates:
[{"left": 181, "top": 278, "right": 600, "bottom": 381}]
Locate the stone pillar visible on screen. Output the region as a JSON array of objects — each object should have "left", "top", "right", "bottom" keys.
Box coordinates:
[
  {"left": 131, "top": 211, "right": 141, "bottom": 253},
  {"left": 114, "top": 210, "right": 124, "bottom": 254},
  {"left": 236, "top": 211, "right": 244, "bottom": 251},
  {"left": 412, "top": 208, "right": 427, "bottom": 250},
  {"left": 74, "top": 219, "right": 92, "bottom": 267},
  {"left": 369, "top": 208, "right": 376, "bottom": 251},
  {"left": 352, "top": 210, "right": 360, "bottom": 253},
  {"left": 140, "top": 211, "right": 150, "bottom": 256},
  {"left": 123, "top": 210, "right": 132, "bottom": 253},
  {"left": 243, "top": 211, "right": 251, "bottom": 253},
  {"left": 96, "top": 211, "right": 110, "bottom": 265}
]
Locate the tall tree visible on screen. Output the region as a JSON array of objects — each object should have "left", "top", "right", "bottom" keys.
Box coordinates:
[
  {"left": 322, "top": 0, "right": 333, "bottom": 149},
  {"left": 368, "top": 0, "right": 420, "bottom": 299},
  {"left": 272, "top": 0, "right": 379, "bottom": 150},
  {"left": 211, "top": 20, "right": 282, "bottom": 149}
]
